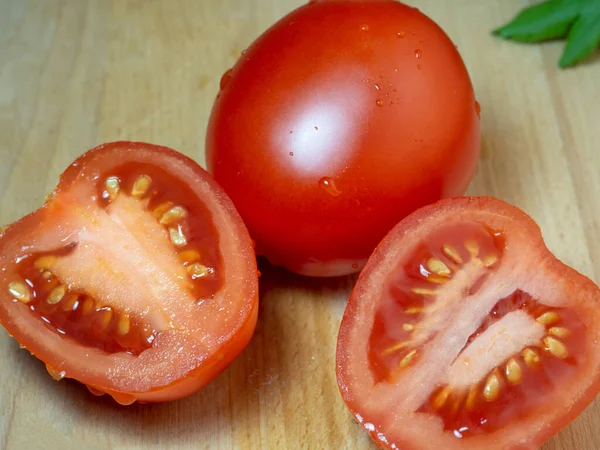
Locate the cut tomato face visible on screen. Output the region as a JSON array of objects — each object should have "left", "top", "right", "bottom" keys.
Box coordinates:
[
  {"left": 336, "top": 197, "right": 600, "bottom": 449},
  {"left": 0, "top": 142, "right": 258, "bottom": 404}
]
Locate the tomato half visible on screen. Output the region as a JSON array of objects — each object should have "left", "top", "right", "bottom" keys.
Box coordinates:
[
  {"left": 336, "top": 197, "right": 600, "bottom": 449},
  {"left": 206, "top": 0, "right": 480, "bottom": 277},
  {"left": 0, "top": 142, "right": 258, "bottom": 404}
]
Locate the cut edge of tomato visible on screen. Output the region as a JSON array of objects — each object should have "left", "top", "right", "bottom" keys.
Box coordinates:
[
  {"left": 89, "top": 294, "right": 259, "bottom": 404},
  {"left": 0, "top": 142, "right": 260, "bottom": 402},
  {"left": 336, "top": 196, "right": 600, "bottom": 449}
]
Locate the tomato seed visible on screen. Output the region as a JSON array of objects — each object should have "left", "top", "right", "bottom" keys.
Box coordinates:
[
  {"left": 187, "top": 263, "right": 209, "bottom": 279},
  {"left": 81, "top": 297, "right": 95, "bottom": 315},
  {"left": 131, "top": 175, "right": 152, "bottom": 198},
  {"left": 61, "top": 294, "right": 78, "bottom": 312},
  {"left": 399, "top": 349, "right": 418, "bottom": 368},
  {"left": 169, "top": 227, "right": 187, "bottom": 247},
  {"left": 424, "top": 274, "right": 449, "bottom": 285},
  {"left": 426, "top": 257, "right": 451, "bottom": 277},
  {"left": 482, "top": 253, "right": 498, "bottom": 267},
  {"left": 465, "top": 384, "right": 479, "bottom": 411},
  {"left": 34, "top": 256, "right": 56, "bottom": 270},
  {"left": 96, "top": 307, "right": 113, "bottom": 330},
  {"left": 178, "top": 249, "right": 201, "bottom": 265},
  {"left": 544, "top": 336, "right": 568, "bottom": 359},
  {"left": 382, "top": 342, "right": 406, "bottom": 355},
  {"left": 505, "top": 358, "right": 523, "bottom": 384},
  {"left": 465, "top": 240, "right": 479, "bottom": 257},
  {"left": 483, "top": 369, "right": 501, "bottom": 402},
  {"left": 8, "top": 282, "right": 31, "bottom": 303},
  {"left": 442, "top": 244, "right": 463, "bottom": 264},
  {"left": 433, "top": 386, "right": 451, "bottom": 410},
  {"left": 117, "top": 314, "right": 131, "bottom": 335},
  {"left": 42, "top": 271, "right": 53, "bottom": 280},
  {"left": 47, "top": 285, "right": 67, "bottom": 305},
  {"left": 153, "top": 201, "right": 174, "bottom": 219},
  {"left": 159, "top": 206, "right": 187, "bottom": 225},
  {"left": 548, "top": 327, "right": 571, "bottom": 339},
  {"left": 105, "top": 176, "right": 120, "bottom": 200},
  {"left": 522, "top": 348, "right": 541, "bottom": 368},
  {"left": 411, "top": 287, "right": 437, "bottom": 296},
  {"left": 537, "top": 311, "right": 560, "bottom": 326}
]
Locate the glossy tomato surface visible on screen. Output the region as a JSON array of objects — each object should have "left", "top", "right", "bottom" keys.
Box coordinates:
[
  {"left": 336, "top": 197, "right": 600, "bottom": 449},
  {"left": 206, "top": 0, "right": 480, "bottom": 276},
  {"left": 0, "top": 142, "right": 259, "bottom": 404}
]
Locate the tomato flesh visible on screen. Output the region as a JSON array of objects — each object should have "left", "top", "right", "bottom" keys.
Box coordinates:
[
  {"left": 368, "top": 221, "right": 506, "bottom": 383},
  {"left": 0, "top": 142, "right": 258, "bottom": 403},
  {"left": 336, "top": 197, "right": 600, "bottom": 449},
  {"left": 419, "top": 297, "right": 585, "bottom": 439},
  {"left": 16, "top": 248, "right": 153, "bottom": 356}
]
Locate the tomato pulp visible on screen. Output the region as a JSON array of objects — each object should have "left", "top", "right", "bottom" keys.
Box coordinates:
[
  {"left": 0, "top": 142, "right": 259, "bottom": 404},
  {"left": 337, "top": 197, "right": 600, "bottom": 449},
  {"left": 207, "top": 0, "right": 480, "bottom": 276}
]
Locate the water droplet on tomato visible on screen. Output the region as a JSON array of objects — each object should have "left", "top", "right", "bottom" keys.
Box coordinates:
[
  {"left": 397, "top": 31, "right": 405, "bottom": 38},
  {"left": 220, "top": 69, "right": 233, "bottom": 90},
  {"left": 417, "top": 64, "right": 422, "bottom": 71},
  {"left": 87, "top": 386, "right": 105, "bottom": 396},
  {"left": 318, "top": 177, "right": 342, "bottom": 197},
  {"left": 111, "top": 392, "right": 138, "bottom": 406},
  {"left": 376, "top": 99, "right": 384, "bottom": 107},
  {"left": 415, "top": 49, "right": 422, "bottom": 59},
  {"left": 46, "top": 364, "right": 66, "bottom": 381},
  {"left": 361, "top": 24, "right": 369, "bottom": 32},
  {"left": 352, "top": 263, "right": 359, "bottom": 269},
  {"left": 475, "top": 101, "right": 481, "bottom": 118}
]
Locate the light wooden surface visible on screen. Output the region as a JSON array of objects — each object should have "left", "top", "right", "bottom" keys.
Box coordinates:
[{"left": 1, "top": 0, "right": 599, "bottom": 449}]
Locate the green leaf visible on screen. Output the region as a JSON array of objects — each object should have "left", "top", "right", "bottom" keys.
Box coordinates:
[
  {"left": 560, "top": 11, "right": 600, "bottom": 67},
  {"left": 493, "top": 0, "right": 581, "bottom": 43},
  {"left": 494, "top": 0, "right": 600, "bottom": 68}
]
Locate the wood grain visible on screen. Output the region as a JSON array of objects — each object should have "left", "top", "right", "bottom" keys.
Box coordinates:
[{"left": 1, "top": 0, "right": 599, "bottom": 449}]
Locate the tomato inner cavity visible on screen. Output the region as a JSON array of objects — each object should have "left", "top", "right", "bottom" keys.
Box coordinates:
[
  {"left": 10, "top": 163, "right": 224, "bottom": 356},
  {"left": 99, "top": 162, "right": 224, "bottom": 302},
  {"left": 368, "top": 221, "right": 587, "bottom": 438}
]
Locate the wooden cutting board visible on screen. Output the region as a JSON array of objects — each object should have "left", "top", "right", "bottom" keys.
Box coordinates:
[{"left": 1, "top": 1, "right": 599, "bottom": 448}]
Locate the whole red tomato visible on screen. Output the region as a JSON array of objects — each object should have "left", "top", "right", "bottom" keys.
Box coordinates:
[{"left": 206, "top": 0, "right": 480, "bottom": 277}]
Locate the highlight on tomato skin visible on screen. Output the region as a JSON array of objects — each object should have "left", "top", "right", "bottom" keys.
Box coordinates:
[
  {"left": 336, "top": 196, "right": 600, "bottom": 450},
  {"left": 206, "top": 0, "right": 481, "bottom": 277},
  {"left": 0, "top": 142, "right": 259, "bottom": 405}
]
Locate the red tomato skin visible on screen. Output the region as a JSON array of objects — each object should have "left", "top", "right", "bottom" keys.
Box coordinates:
[{"left": 206, "top": 0, "right": 480, "bottom": 277}]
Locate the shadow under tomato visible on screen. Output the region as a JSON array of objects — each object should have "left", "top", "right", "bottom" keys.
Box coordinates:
[{"left": 9, "top": 257, "right": 359, "bottom": 448}]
